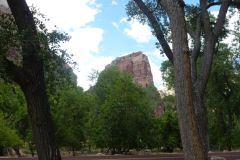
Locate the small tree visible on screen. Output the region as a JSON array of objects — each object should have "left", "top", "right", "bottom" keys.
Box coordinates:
[{"left": 54, "top": 87, "right": 95, "bottom": 155}]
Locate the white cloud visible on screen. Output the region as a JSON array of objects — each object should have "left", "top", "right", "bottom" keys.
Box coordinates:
[
  {"left": 151, "top": 49, "right": 168, "bottom": 62},
  {"left": 26, "top": 0, "right": 100, "bottom": 30},
  {"left": 24, "top": 0, "right": 108, "bottom": 90},
  {"left": 63, "top": 27, "right": 104, "bottom": 56},
  {"left": 149, "top": 60, "right": 166, "bottom": 91},
  {"left": 112, "top": 22, "right": 119, "bottom": 29},
  {"left": 223, "top": 10, "right": 239, "bottom": 44},
  {"left": 61, "top": 27, "right": 115, "bottom": 90},
  {"left": 120, "top": 17, "right": 128, "bottom": 23},
  {"left": 73, "top": 55, "right": 114, "bottom": 90},
  {"left": 112, "top": 0, "right": 118, "bottom": 6},
  {"left": 122, "top": 18, "right": 153, "bottom": 43},
  {"left": 211, "top": 9, "right": 239, "bottom": 45},
  {"left": 144, "top": 49, "right": 167, "bottom": 91}
]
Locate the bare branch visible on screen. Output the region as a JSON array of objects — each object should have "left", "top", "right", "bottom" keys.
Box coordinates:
[
  {"left": 207, "top": 1, "right": 222, "bottom": 9},
  {"left": 191, "top": 17, "right": 201, "bottom": 83},
  {"left": 207, "top": 0, "right": 240, "bottom": 9},
  {"left": 196, "top": 0, "right": 230, "bottom": 93},
  {"left": 200, "top": 0, "right": 212, "bottom": 35},
  {"left": 186, "top": 22, "right": 195, "bottom": 38},
  {"left": 133, "top": 0, "right": 174, "bottom": 64},
  {"left": 213, "top": 0, "right": 230, "bottom": 38}
]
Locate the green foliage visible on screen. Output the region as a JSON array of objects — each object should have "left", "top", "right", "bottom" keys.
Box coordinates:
[
  {"left": 159, "top": 42, "right": 240, "bottom": 151},
  {"left": 160, "top": 60, "right": 174, "bottom": 89},
  {"left": 0, "top": 113, "right": 23, "bottom": 147},
  {"left": 144, "top": 85, "right": 162, "bottom": 109},
  {"left": 207, "top": 44, "right": 240, "bottom": 150},
  {"left": 154, "top": 111, "right": 181, "bottom": 152},
  {"left": 0, "top": 80, "right": 29, "bottom": 134},
  {"left": 0, "top": 7, "right": 77, "bottom": 98},
  {"left": 54, "top": 87, "right": 95, "bottom": 150},
  {"left": 0, "top": 8, "right": 77, "bottom": 152},
  {"left": 90, "top": 67, "right": 155, "bottom": 153}
]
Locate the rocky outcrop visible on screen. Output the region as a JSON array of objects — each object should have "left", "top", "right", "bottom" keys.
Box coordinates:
[
  {"left": 0, "top": 0, "right": 10, "bottom": 14},
  {"left": 108, "top": 51, "right": 154, "bottom": 87}
]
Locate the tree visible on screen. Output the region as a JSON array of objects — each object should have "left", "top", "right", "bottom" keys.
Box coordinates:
[
  {"left": 126, "top": 0, "right": 240, "bottom": 159},
  {"left": 207, "top": 44, "right": 240, "bottom": 151},
  {"left": 54, "top": 87, "right": 95, "bottom": 155},
  {"left": 154, "top": 111, "right": 181, "bottom": 152},
  {"left": 1, "top": 0, "right": 61, "bottom": 159},
  {"left": 0, "top": 80, "right": 29, "bottom": 156},
  {"left": 0, "top": 113, "right": 23, "bottom": 156},
  {"left": 144, "top": 85, "right": 162, "bottom": 109},
  {"left": 90, "top": 67, "right": 155, "bottom": 153}
]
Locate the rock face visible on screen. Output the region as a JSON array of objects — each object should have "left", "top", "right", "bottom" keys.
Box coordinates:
[
  {"left": 0, "top": 0, "right": 10, "bottom": 14},
  {"left": 109, "top": 51, "right": 154, "bottom": 87}
]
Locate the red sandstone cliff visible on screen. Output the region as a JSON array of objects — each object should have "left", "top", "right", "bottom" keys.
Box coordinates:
[{"left": 108, "top": 51, "right": 154, "bottom": 87}]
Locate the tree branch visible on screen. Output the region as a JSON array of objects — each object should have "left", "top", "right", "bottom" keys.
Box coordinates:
[
  {"left": 3, "top": 57, "right": 26, "bottom": 85},
  {"left": 207, "top": 2, "right": 222, "bottom": 9},
  {"left": 7, "top": 0, "right": 42, "bottom": 62},
  {"left": 200, "top": 0, "right": 212, "bottom": 35},
  {"left": 207, "top": 1, "right": 240, "bottom": 9},
  {"left": 133, "top": 0, "right": 174, "bottom": 64},
  {"left": 213, "top": 0, "right": 230, "bottom": 38},
  {"left": 191, "top": 17, "right": 201, "bottom": 83}
]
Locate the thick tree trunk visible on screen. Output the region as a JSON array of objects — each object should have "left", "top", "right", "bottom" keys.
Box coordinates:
[
  {"left": 192, "top": 91, "right": 209, "bottom": 154},
  {"left": 6, "top": 0, "right": 62, "bottom": 159},
  {"left": 174, "top": 51, "right": 208, "bottom": 160},
  {"left": 20, "top": 66, "right": 61, "bottom": 160},
  {"left": 167, "top": 2, "right": 208, "bottom": 160},
  {"left": 133, "top": 0, "right": 230, "bottom": 159}
]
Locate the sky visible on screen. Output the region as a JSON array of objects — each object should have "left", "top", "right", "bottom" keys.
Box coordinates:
[
  {"left": 1, "top": 0, "right": 237, "bottom": 91},
  {"left": 22, "top": 0, "right": 171, "bottom": 91}
]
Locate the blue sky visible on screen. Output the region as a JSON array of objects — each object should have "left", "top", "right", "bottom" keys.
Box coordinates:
[
  {"left": 22, "top": 0, "right": 168, "bottom": 90},
  {"left": 18, "top": 0, "right": 235, "bottom": 90}
]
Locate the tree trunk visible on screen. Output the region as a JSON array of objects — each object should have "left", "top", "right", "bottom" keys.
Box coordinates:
[
  {"left": 226, "top": 104, "right": 233, "bottom": 151},
  {"left": 6, "top": 0, "right": 62, "bottom": 159},
  {"left": 168, "top": 2, "right": 208, "bottom": 160},
  {"left": 20, "top": 67, "right": 61, "bottom": 160},
  {"left": 132, "top": 0, "right": 230, "bottom": 159},
  {"left": 13, "top": 147, "right": 21, "bottom": 157},
  {"left": 0, "top": 146, "right": 4, "bottom": 156},
  {"left": 192, "top": 91, "right": 209, "bottom": 154}
]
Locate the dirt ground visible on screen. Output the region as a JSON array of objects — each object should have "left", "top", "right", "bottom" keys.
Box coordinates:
[{"left": 1, "top": 152, "right": 240, "bottom": 160}]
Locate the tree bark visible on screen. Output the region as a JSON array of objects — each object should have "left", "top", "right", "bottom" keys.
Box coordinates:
[
  {"left": 192, "top": 91, "right": 209, "bottom": 154},
  {"left": 20, "top": 66, "right": 61, "bottom": 160},
  {"left": 6, "top": 0, "right": 61, "bottom": 159},
  {"left": 132, "top": 0, "right": 231, "bottom": 159},
  {"left": 166, "top": 2, "right": 207, "bottom": 159}
]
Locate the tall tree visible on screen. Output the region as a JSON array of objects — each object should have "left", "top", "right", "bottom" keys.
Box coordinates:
[
  {"left": 2, "top": 0, "right": 61, "bottom": 159},
  {"left": 90, "top": 67, "right": 155, "bottom": 153},
  {"left": 207, "top": 44, "right": 240, "bottom": 151},
  {"left": 54, "top": 87, "right": 94, "bottom": 155},
  {"left": 126, "top": 0, "right": 240, "bottom": 159}
]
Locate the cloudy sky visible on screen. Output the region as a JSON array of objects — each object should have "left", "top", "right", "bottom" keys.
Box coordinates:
[
  {"left": 21, "top": 0, "right": 170, "bottom": 90},
  {"left": 8, "top": 0, "right": 235, "bottom": 91}
]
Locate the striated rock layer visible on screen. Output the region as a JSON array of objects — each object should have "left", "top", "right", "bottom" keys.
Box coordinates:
[{"left": 108, "top": 51, "right": 154, "bottom": 87}]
